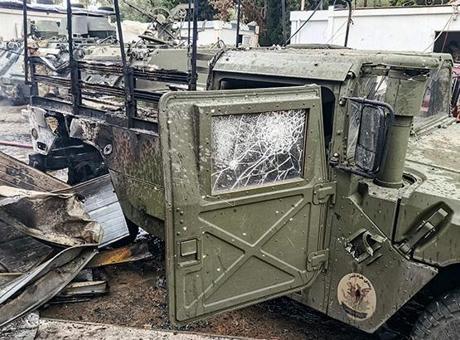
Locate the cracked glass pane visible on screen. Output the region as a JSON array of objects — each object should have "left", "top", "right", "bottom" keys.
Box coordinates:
[{"left": 211, "top": 109, "right": 307, "bottom": 192}]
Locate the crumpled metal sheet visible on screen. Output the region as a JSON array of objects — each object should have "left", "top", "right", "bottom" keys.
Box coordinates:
[
  {"left": 0, "top": 274, "right": 21, "bottom": 286},
  {"left": 0, "top": 312, "right": 39, "bottom": 340},
  {"left": 0, "top": 186, "right": 103, "bottom": 247},
  {"left": 0, "top": 160, "right": 132, "bottom": 328},
  {"left": 0, "top": 247, "right": 97, "bottom": 327},
  {"left": 0, "top": 154, "right": 132, "bottom": 329},
  {"left": 0, "top": 151, "right": 129, "bottom": 247},
  {"left": 0, "top": 151, "right": 69, "bottom": 192},
  {"left": 0, "top": 246, "right": 91, "bottom": 305},
  {"left": 0, "top": 185, "right": 102, "bottom": 328},
  {"left": 0, "top": 220, "right": 53, "bottom": 273},
  {"left": 70, "top": 174, "right": 130, "bottom": 247}
]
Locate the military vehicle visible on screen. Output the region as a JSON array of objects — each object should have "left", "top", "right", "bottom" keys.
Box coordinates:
[
  {"left": 22, "top": 1, "right": 460, "bottom": 338},
  {"left": 0, "top": 5, "right": 116, "bottom": 104},
  {"left": 26, "top": 3, "right": 215, "bottom": 182}
]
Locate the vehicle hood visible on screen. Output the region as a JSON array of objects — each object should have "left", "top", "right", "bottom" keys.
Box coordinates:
[
  {"left": 398, "top": 121, "right": 460, "bottom": 266},
  {"left": 407, "top": 118, "right": 459, "bottom": 172}
]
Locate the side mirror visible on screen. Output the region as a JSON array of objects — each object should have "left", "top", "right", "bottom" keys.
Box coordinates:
[{"left": 346, "top": 97, "right": 394, "bottom": 175}]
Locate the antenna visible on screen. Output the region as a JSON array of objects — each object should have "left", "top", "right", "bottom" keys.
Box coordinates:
[
  {"left": 284, "top": 0, "right": 321, "bottom": 46},
  {"left": 235, "top": 0, "right": 241, "bottom": 47},
  {"left": 344, "top": 0, "right": 352, "bottom": 47},
  {"left": 189, "top": 0, "right": 199, "bottom": 90},
  {"left": 22, "top": 0, "right": 29, "bottom": 87},
  {"left": 187, "top": 0, "right": 191, "bottom": 66}
]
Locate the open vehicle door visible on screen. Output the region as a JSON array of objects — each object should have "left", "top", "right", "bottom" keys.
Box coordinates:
[{"left": 159, "top": 85, "right": 331, "bottom": 323}]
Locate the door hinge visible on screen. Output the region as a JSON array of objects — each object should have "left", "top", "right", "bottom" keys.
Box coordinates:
[
  {"left": 307, "top": 249, "right": 329, "bottom": 271},
  {"left": 313, "top": 182, "right": 336, "bottom": 205}
]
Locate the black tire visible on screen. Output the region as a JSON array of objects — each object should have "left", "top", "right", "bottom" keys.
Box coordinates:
[
  {"left": 67, "top": 161, "right": 108, "bottom": 185},
  {"left": 411, "top": 289, "right": 460, "bottom": 339}
]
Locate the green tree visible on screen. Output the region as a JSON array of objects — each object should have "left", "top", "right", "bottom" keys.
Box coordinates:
[{"left": 258, "top": 0, "right": 300, "bottom": 46}]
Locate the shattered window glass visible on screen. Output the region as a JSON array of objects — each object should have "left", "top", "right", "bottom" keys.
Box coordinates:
[
  {"left": 211, "top": 109, "right": 307, "bottom": 192},
  {"left": 361, "top": 75, "right": 388, "bottom": 102},
  {"left": 418, "top": 65, "right": 451, "bottom": 120}
]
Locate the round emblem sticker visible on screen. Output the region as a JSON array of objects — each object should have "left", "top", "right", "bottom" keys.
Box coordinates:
[{"left": 337, "top": 273, "right": 376, "bottom": 321}]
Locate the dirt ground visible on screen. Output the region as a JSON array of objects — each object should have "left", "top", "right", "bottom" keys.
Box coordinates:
[
  {"left": 42, "top": 258, "right": 374, "bottom": 340},
  {"left": 0, "top": 102, "right": 375, "bottom": 340}
]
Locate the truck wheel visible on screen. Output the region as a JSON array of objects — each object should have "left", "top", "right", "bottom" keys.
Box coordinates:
[{"left": 411, "top": 289, "right": 460, "bottom": 339}]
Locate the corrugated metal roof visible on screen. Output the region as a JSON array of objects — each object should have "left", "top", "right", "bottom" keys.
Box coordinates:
[{"left": 72, "top": 174, "right": 130, "bottom": 247}]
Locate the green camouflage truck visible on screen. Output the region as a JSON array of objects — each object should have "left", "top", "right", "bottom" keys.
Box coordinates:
[{"left": 30, "top": 46, "right": 460, "bottom": 338}]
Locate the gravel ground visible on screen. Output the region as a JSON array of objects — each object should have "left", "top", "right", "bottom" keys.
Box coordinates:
[{"left": 0, "top": 101, "right": 375, "bottom": 340}]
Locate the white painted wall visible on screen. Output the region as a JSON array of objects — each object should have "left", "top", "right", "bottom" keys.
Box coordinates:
[
  {"left": 0, "top": 8, "right": 64, "bottom": 40},
  {"left": 121, "top": 20, "right": 149, "bottom": 43},
  {"left": 179, "top": 21, "right": 259, "bottom": 47},
  {"left": 290, "top": 5, "right": 460, "bottom": 52}
]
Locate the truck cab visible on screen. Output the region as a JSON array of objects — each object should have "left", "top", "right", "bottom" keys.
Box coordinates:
[{"left": 28, "top": 45, "right": 460, "bottom": 338}]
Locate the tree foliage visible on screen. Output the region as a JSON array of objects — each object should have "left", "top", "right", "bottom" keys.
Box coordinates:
[{"left": 209, "top": 0, "right": 234, "bottom": 21}]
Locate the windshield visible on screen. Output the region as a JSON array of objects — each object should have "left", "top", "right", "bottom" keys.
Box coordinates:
[{"left": 416, "top": 62, "right": 451, "bottom": 125}]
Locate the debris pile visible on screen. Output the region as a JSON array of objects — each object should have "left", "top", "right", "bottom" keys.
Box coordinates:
[{"left": 0, "top": 150, "right": 150, "bottom": 334}]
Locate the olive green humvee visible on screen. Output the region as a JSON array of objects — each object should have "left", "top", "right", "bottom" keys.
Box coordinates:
[{"left": 34, "top": 46, "right": 460, "bottom": 338}]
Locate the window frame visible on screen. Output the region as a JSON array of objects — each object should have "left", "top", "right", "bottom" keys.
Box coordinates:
[{"left": 195, "top": 97, "right": 317, "bottom": 198}]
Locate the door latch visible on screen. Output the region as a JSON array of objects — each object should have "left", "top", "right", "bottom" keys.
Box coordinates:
[
  {"left": 307, "top": 249, "right": 329, "bottom": 271},
  {"left": 313, "top": 182, "right": 336, "bottom": 205}
]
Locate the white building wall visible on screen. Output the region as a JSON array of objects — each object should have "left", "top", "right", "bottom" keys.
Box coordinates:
[
  {"left": 290, "top": 6, "right": 460, "bottom": 52},
  {"left": 179, "top": 21, "right": 259, "bottom": 47},
  {"left": 0, "top": 8, "right": 64, "bottom": 41}
]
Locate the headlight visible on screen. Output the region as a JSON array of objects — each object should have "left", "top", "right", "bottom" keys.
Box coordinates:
[{"left": 31, "top": 128, "right": 38, "bottom": 140}]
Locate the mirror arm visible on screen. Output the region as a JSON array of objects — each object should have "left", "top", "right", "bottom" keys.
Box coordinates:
[{"left": 345, "top": 97, "right": 395, "bottom": 122}]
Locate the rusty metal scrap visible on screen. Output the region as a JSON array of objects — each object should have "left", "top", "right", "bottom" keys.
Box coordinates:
[
  {"left": 0, "top": 151, "right": 148, "bottom": 329},
  {"left": 0, "top": 246, "right": 96, "bottom": 307},
  {"left": 0, "top": 152, "right": 130, "bottom": 247},
  {"left": 87, "top": 239, "right": 152, "bottom": 268},
  {"left": 0, "top": 141, "right": 32, "bottom": 149},
  {"left": 0, "top": 247, "right": 97, "bottom": 327},
  {"left": 0, "top": 219, "right": 53, "bottom": 273},
  {"left": 0, "top": 186, "right": 103, "bottom": 247},
  {"left": 0, "top": 151, "right": 69, "bottom": 192},
  {"left": 0, "top": 158, "right": 103, "bottom": 328},
  {"left": 57, "top": 280, "right": 108, "bottom": 299},
  {"left": 0, "top": 312, "right": 39, "bottom": 340}
]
